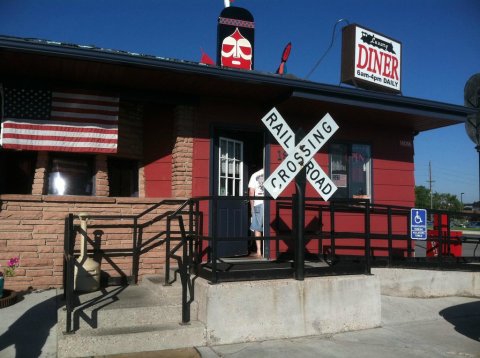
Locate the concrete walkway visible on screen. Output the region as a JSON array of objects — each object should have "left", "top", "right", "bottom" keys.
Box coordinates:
[
  {"left": 0, "top": 289, "right": 58, "bottom": 358},
  {"left": 1, "top": 289, "right": 479, "bottom": 358},
  {"left": 198, "top": 295, "right": 480, "bottom": 358}
]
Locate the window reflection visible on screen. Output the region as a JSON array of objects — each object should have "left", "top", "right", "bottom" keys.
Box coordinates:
[{"left": 47, "top": 155, "right": 94, "bottom": 196}]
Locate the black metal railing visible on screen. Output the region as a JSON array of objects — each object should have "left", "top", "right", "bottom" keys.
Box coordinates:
[
  {"left": 190, "top": 196, "right": 480, "bottom": 283},
  {"left": 62, "top": 199, "right": 194, "bottom": 333},
  {"left": 63, "top": 196, "right": 480, "bottom": 333},
  {"left": 192, "top": 196, "right": 377, "bottom": 283}
]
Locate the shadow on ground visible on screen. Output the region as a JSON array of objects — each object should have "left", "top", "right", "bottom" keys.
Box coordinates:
[
  {"left": 440, "top": 300, "right": 480, "bottom": 342},
  {"left": 0, "top": 290, "right": 59, "bottom": 357}
]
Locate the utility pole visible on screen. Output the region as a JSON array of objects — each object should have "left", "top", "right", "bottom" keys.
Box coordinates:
[{"left": 427, "top": 161, "right": 435, "bottom": 210}]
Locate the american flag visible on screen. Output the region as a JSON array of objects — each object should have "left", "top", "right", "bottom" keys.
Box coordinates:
[{"left": 0, "top": 86, "right": 119, "bottom": 153}]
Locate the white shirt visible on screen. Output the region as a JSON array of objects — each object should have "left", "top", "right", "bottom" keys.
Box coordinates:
[{"left": 248, "top": 169, "right": 264, "bottom": 207}]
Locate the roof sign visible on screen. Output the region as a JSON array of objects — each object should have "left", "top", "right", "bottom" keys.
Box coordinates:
[
  {"left": 217, "top": 6, "right": 255, "bottom": 70},
  {"left": 341, "top": 24, "right": 402, "bottom": 94}
]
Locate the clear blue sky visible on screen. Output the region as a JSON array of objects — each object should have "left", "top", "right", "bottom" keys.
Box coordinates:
[{"left": 1, "top": 0, "right": 479, "bottom": 202}]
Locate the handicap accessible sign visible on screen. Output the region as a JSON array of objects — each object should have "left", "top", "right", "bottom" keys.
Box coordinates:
[{"left": 410, "top": 208, "right": 427, "bottom": 240}]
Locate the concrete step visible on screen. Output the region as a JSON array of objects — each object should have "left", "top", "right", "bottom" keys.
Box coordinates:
[
  {"left": 57, "top": 320, "right": 206, "bottom": 358},
  {"left": 57, "top": 277, "right": 204, "bottom": 358},
  {"left": 60, "top": 284, "right": 197, "bottom": 331},
  {"left": 140, "top": 274, "right": 185, "bottom": 298}
]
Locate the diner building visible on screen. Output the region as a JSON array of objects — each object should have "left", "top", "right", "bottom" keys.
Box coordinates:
[{"left": 0, "top": 30, "right": 472, "bottom": 291}]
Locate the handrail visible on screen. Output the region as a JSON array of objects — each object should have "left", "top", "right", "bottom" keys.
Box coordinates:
[
  {"left": 62, "top": 198, "right": 191, "bottom": 333},
  {"left": 63, "top": 214, "right": 75, "bottom": 334},
  {"left": 63, "top": 195, "right": 480, "bottom": 333}
]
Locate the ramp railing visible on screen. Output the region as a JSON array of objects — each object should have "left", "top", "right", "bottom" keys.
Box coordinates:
[{"left": 62, "top": 199, "right": 196, "bottom": 333}]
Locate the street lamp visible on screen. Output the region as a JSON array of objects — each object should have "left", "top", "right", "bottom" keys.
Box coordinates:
[{"left": 461, "top": 192, "right": 464, "bottom": 204}]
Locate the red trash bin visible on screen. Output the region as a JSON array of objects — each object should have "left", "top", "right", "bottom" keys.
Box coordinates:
[{"left": 426, "top": 214, "right": 462, "bottom": 257}]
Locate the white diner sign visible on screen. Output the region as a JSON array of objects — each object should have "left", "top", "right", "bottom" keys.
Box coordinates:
[{"left": 261, "top": 108, "right": 339, "bottom": 199}]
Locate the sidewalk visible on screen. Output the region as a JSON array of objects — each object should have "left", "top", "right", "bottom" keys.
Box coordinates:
[
  {"left": 199, "top": 296, "right": 480, "bottom": 358},
  {"left": 1, "top": 289, "right": 479, "bottom": 358},
  {"left": 0, "top": 289, "right": 57, "bottom": 358}
]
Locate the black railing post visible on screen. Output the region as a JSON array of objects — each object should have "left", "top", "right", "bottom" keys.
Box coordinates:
[
  {"left": 188, "top": 200, "right": 194, "bottom": 269},
  {"left": 194, "top": 199, "right": 201, "bottom": 272},
  {"left": 407, "top": 211, "right": 412, "bottom": 258},
  {"left": 294, "top": 179, "right": 306, "bottom": 281},
  {"left": 294, "top": 129, "right": 306, "bottom": 281},
  {"left": 178, "top": 217, "right": 190, "bottom": 324},
  {"left": 387, "top": 207, "right": 392, "bottom": 266},
  {"left": 211, "top": 196, "right": 218, "bottom": 283},
  {"left": 64, "top": 213, "right": 75, "bottom": 334},
  {"left": 330, "top": 202, "right": 336, "bottom": 258},
  {"left": 318, "top": 205, "right": 324, "bottom": 259},
  {"left": 164, "top": 216, "right": 171, "bottom": 286},
  {"left": 437, "top": 213, "right": 444, "bottom": 265},
  {"left": 364, "top": 201, "right": 371, "bottom": 274},
  {"left": 132, "top": 217, "right": 138, "bottom": 283}
]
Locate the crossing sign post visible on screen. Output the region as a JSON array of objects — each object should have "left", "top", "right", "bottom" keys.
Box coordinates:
[{"left": 260, "top": 107, "right": 339, "bottom": 280}]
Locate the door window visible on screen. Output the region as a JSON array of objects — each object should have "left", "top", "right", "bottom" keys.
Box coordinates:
[{"left": 218, "top": 137, "right": 243, "bottom": 196}]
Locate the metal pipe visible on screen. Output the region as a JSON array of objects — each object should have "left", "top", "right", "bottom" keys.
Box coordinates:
[
  {"left": 387, "top": 207, "right": 392, "bottom": 266},
  {"left": 364, "top": 201, "right": 371, "bottom": 274},
  {"left": 164, "top": 217, "right": 171, "bottom": 286}
]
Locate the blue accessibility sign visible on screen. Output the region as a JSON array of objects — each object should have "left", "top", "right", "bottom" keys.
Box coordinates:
[{"left": 410, "top": 208, "right": 427, "bottom": 240}]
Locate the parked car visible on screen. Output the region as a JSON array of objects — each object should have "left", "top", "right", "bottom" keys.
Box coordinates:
[
  {"left": 466, "top": 221, "right": 480, "bottom": 229},
  {"left": 450, "top": 221, "right": 466, "bottom": 228}
]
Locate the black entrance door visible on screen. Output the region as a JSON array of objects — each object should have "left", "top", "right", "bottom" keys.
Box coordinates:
[{"left": 215, "top": 136, "right": 249, "bottom": 257}]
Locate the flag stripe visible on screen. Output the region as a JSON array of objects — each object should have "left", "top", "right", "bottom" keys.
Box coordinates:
[
  {"left": 49, "top": 116, "right": 118, "bottom": 126},
  {"left": 1, "top": 87, "right": 119, "bottom": 153},
  {"left": 2, "top": 120, "right": 118, "bottom": 133},
  {"left": 51, "top": 110, "right": 118, "bottom": 121},
  {"left": 1, "top": 142, "right": 117, "bottom": 153},
  {"left": 2, "top": 133, "right": 118, "bottom": 143},
  {"left": 52, "top": 101, "right": 119, "bottom": 113},
  {"left": 1, "top": 137, "right": 117, "bottom": 147},
  {"left": 52, "top": 92, "right": 119, "bottom": 104}
]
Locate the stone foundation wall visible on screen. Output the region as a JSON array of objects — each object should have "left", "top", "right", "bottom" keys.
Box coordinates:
[{"left": 0, "top": 195, "right": 184, "bottom": 291}]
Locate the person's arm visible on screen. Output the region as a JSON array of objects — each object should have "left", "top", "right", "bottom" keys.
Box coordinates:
[{"left": 249, "top": 187, "right": 255, "bottom": 210}]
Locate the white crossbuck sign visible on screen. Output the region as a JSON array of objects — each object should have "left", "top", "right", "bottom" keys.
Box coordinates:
[{"left": 261, "top": 108, "right": 339, "bottom": 200}]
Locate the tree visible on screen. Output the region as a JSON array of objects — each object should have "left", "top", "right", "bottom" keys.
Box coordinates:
[
  {"left": 432, "top": 192, "right": 463, "bottom": 212},
  {"left": 415, "top": 186, "right": 463, "bottom": 212},
  {"left": 415, "top": 185, "right": 431, "bottom": 209}
]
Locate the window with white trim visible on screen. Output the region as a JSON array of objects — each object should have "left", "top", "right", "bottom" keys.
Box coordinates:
[{"left": 330, "top": 143, "right": 372, "bottom": 199}]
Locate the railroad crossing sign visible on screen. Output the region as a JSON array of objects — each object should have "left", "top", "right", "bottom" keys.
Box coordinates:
[{"left": 261, "top": 107, "right": 339, "bottom": 200}]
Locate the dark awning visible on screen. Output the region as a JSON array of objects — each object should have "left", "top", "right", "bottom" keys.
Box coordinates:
[{"left": 0, "top": 35, "right": 475, "bottom": 132}]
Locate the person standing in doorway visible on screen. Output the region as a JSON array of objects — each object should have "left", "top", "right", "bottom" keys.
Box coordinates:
[{"left": 248, "top": 167, "right": 264, "bottom": 257}]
